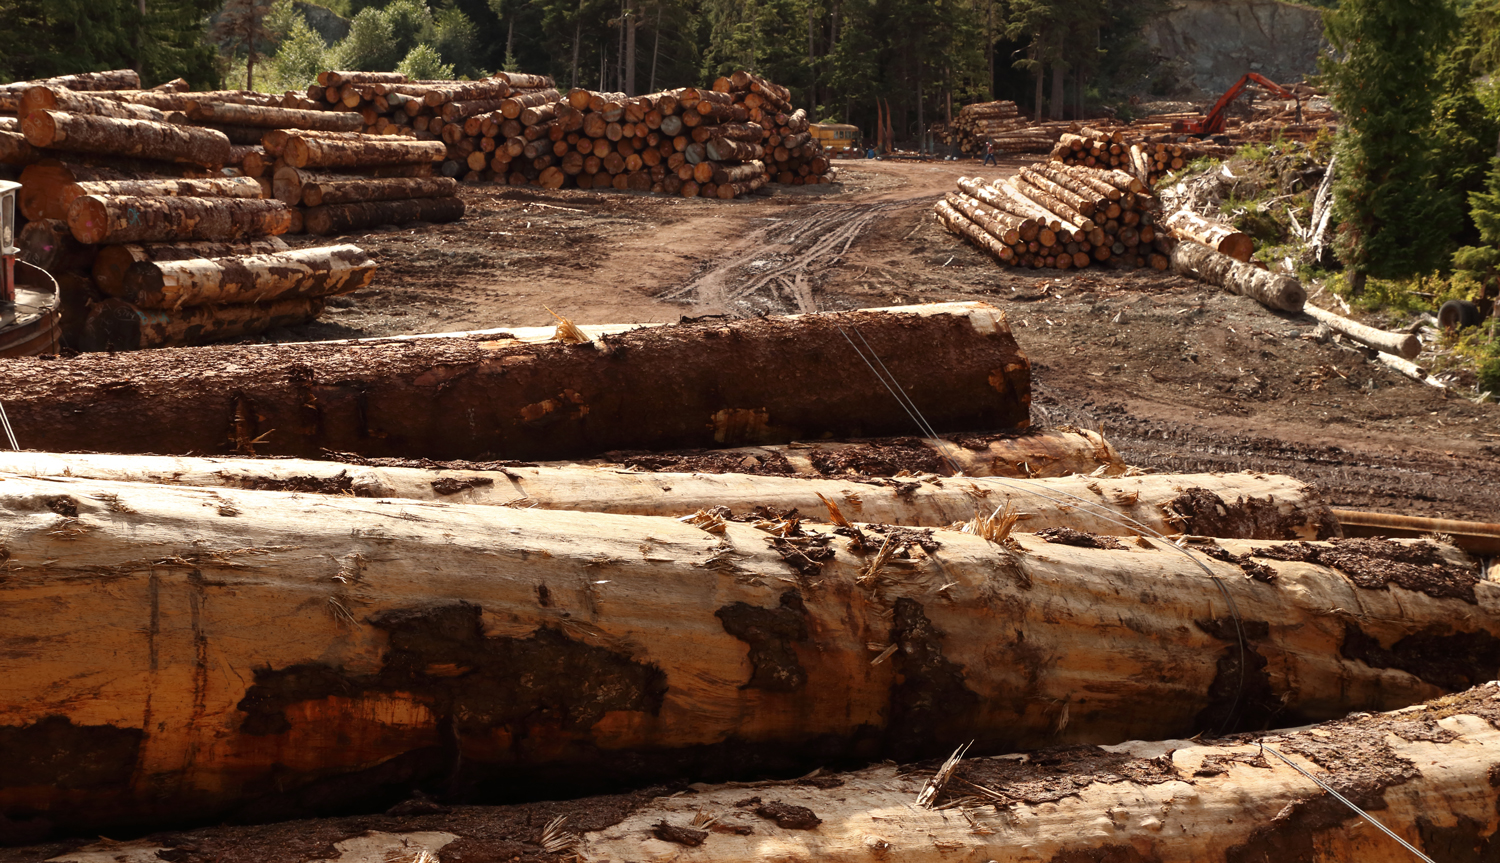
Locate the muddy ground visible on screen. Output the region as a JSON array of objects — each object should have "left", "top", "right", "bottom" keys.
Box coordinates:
[{"left": 268, "top": 157, "right": 1499, "bottom": 523}]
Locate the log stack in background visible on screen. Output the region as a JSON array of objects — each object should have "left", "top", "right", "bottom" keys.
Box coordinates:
[
  {"left": 934, "top": 162, "right": 1170, "bottom": 270},
  {"left": 937, "top": 101, "right": 1114, "bottom": 155},
  {"left": 1050, "top": 128, "right": 1236, "bottom": 188}
]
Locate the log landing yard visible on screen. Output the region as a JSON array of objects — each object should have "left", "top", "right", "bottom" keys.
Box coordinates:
[{"left": 1, "top": 58, "right": 1499, "bottom": 863}]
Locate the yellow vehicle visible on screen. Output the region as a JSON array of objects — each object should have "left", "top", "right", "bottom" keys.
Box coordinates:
[{"left": 811, "top": 123, "right": 860, "bottom": 154}]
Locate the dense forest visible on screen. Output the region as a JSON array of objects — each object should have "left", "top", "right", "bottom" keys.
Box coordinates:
[{"left": 0, "top": 0, "right": 1172, "bottom": 141}]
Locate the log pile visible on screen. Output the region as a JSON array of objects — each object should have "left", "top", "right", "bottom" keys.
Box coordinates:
[
  {"left": 934, "top": 163, "right": 1171, "bottom": 270},
  {"left": 937, "top": 102, "right": 1121, "bottom": 156},
  {"left": 1, "top": 73, "right": 382, "bottom": 350},
  {"left": 293, "top": 68, "right": 834, "bottom": 198},
  {"left": 1050, "top": 128, "right": 1236, "bottom": 187}
]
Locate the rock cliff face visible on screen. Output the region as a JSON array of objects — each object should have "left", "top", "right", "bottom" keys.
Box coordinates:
[{"left": 1144, "top": 0, "right": 1326, "bottom": 98}]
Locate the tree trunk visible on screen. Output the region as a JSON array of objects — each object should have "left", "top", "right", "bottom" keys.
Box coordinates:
[
  {"left": 1171, "top": 240, "right": 1306, "bottom": 313},
  {"left": 1166, "top": 210, "right": 1254, "bottom": 262},
  {"left": 118, "top": 244, "right": 377, "bottom": 309},
  {"left": 186, "top": 101, "right": 363, "bottom": 131},
  {"left": 302, "top": 196, "right": 466, "bottom": 235},
  {"left": 0, "top": 129, "right": 38, "bottom": 165},
  {"left": 92, "top": 237, "right": 292, "bottom": 297},
  {"left": 935, "top": 199, "right": 1016, "bottom": 264},
  {"left": 625, "top": 0, "right": 637, "bottom": 96},
  {"left": 80, "top": 297, "right": 326, "bottom": 351},
  {"left": 18, "top": 86, "right": 170, "bottom": 122},
  {"left": 710, "top": 161, "right": 766, "bottom": 186},
  {"left": 0, "top": 473, "right": 1484, "bottom": 833},
  {"left": 58, "top": 176, "right": 263, "bottom": 216},
  {"left": 21, "top": 111, "right": 232, "bottom": 168},
  {"left": 67, "top": 195, "right": 293, "bottom": 245},
  {"left": 0, "top": 303, "right": 1029, "bottom": 459},
  {"left": 1303, "top": 303, "right": 1422, "bottom": 359},
  {"left": 705, "top": 138, "right": 764, "bottom": 162},
  {"left": 1050, "top": 60, "right": 1065, "bottom": 120},
  {"left": 500, "top": 90, "right": 562, "bottom": 119},
  {"left": 299, "top": 175, "right": 459, "bottom": 208},
  {"left": 283, "top": 136, "right": 447, "bottom": 169},
  {"left": 4, "top": 452, "right": 1338, "bottom": 540}
]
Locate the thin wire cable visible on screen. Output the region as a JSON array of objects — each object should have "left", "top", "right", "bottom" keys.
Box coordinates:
[
  {"left": 0, "top": 401, "right": 19, "bottom": 451},
  {"left": 1260, "top": 743, "right": 1436, "bottom": 863}
]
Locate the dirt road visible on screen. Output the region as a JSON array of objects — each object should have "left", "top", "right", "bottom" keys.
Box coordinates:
[{"left": 278, "top": 159, "right": 1500, "bottom": 522}]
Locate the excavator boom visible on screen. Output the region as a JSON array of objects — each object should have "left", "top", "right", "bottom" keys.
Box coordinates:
[{"left": 1173, "top": 73, "right": 1296, "bottom": 137}]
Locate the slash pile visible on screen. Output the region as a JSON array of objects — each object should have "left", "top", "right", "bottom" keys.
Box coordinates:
[{"left": 934, "top": 163, "right": 1170, "bottom": 270}]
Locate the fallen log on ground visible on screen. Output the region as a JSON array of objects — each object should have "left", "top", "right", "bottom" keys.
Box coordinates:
[
  {"left": 0, "top": 453, "right": 1338, "bottom": 539},
  {"left": 1304, "top": 303, "right": 1422, "bottom": 359},
  {"left": 1166, "top": 209, "right": 1254, "bottom": 262},
  {"left": 0, "top": 303, "right": 1031, "bottom": 459},
  {"left": 303, "top": 195, "right": 465, "bottom": 235},
  {"left": 118, "top": 244, "right": 377, "bottom": 308},
  {"left": 21, "top": 111, "right": 232, "bottom": 167},
  {"left": 0, "top": 472, "right": 1486, "bottom": 833},
  {"left": 91, "top": 237, "right": 292, "bottom": 296},
  {"left": 1171, "top": 239, "right": 1306, "bottom": 312},
  {"left": 23, "top": 685, "right": 1500, "bottom": 858},
  {"left": 67, "top": 195, "right": 292, "bottom": 244},
  {"left": 79, "top": 296, "right": 326, "bottom": 351}
]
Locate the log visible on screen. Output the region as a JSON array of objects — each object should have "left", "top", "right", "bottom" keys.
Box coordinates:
[
  {"left": 1303, "top": 304, "right": 1422, "bottom": 359},
  {"left": 0, "top": 303, "right": 1030, "bottom": 459},
  {"left": 18, "top": 86, "right": 169, "bottom": 122},
  {"left": 300, "top": 175, "right": 459, "bottom": 208},
  {"left": 283, "top": 136, "right": 447, "bottom": 169},
  {"left": 21, "top": 111, "right": 231, "bottom": 168},
  {"left": 57, "top": 176, "right": 264, "bottom": 215},
  {"left": 706, "top": 137, "right": 765, "bottom": 162},
  {"left": 1166, "top": 210, "right": 1254, "bottom": 262},
  {"left": 79, "top": 296, "right": 325, "bottom": 351},
  {"left": 302, "top": 196, "right": 465, "bottom": 235},
  {"left": 119, "top": 244, "right": 377, "bottom": 309},
  {"left": 1171, "top": 240, "right": 1306, "bottom": 312},
  {"left": 15, "top": 219, "right": 96, "bottom": 274},
  {"left": 0, "top": 472, "right": 1487, "bottom": 832},
  {"left": 187, "top": 101, "right": 363, "bottom": 131},
  {"left": 67, "top": 195, "right": 292, "bottom": 245},
  {"left": 6, "top": 452, "right": 1337, "bottom": 540},
  {"left": 92, "top": 237, "right": 291, "bottom": 297},
  {"left": 0, "top": 68, "right": 139, "bottom": 95},
  {"left": 0, "top": 129, "right": 38, "bottom": 165},
  {"left": 935, "top": 199, "right": 1015, "bottom": 264},
  {"left": 945, "top": 192, "right": 1031, "bottom": 245},
  {"left": 711, "top": 160, "right": 765, "bottom": 186}
]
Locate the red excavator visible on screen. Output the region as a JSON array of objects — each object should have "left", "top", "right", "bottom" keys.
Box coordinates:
[{"left": 1173, "top": 73, "right": 1300, "bottom": 137}]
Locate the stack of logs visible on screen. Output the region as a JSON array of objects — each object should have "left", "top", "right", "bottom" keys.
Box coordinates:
[
  {"left": 934, "top": 163, "right": 1170, "bottom": 270},
  {"left": 938, "top": 101, "right": 1120, "bottom": 155},
  {"left": 1051, "top": 128, "right": 1235, "bottom": 188},
  {"left": 1, "top": 69, "right": 380, "bottom": 351},
  {"left": 292, "top": 68, "right": 833, "bottom": 198}
]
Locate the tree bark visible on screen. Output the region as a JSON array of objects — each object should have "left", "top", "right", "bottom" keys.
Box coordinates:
[
  {"left": 302, "top": 196, "right": 466, "bottom": 235},
  {"left": 0, "top": 303, "right": 1029, "bottom": 459},
  {"left": 299, "top": 175, "right": 459, "bottom": 208},
  {"left": 0, "top": 129, "right": 38, "bottom": 165},
  {"left": 1303, "top": 303, "right": 1422, "bottom": 359},
  {"left": 58, "top": 176, "right": 264, "bottom": 215},
  {"left": 705, "top": 138, "right": 765, "bottom": 162},
  {"left": 67, "top": 195, "right": 293, "bottom": 245},
  {"left": 19, "top": 86, "right": 170, "bottom": 123},
  {"left": 21, "top": 111, "right": 232, "bottom": 168},
  {"left": 118, "top": 244, "right": 376, "bottom": 309},
  {"left": 1166, "top": 210, "right": 1254, "bottom": 262},
  {"left": 945, "top": 191, "right": 1032, "bottom": 244},
  {"left": 16, "top": 218, "right": 97, "bottom": 274},
  {"left": 0, "top": 473, "right": 1483, "bottom": 833},
  {"left": 935, "top": 199, "right": 1016, "bottom": 264},
  {"left": 1171, "top": 240, "right": 1306, "bottom": 312},
  {"left": 186, "top": 101, "right": 363, "bottom": 131},
  {"left": 92, "top": 237, "right": 292, "bottom": 297},
  {"left": 283, "top": 136, "right": 447, "bottom": 169},
  {"left": 3, "top": 452, "right": 1337, "bottom": 540},
  {"left": 80, "top": 297, "right": 326, "bottom": 351}
]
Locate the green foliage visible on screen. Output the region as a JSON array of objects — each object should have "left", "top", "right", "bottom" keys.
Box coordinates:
[
  {"left": 433, "top": 6, "right": 481, "bottom": 77},
  {"left": 396, "top": 42, "right": 456, "bottom": 78},
  {"left": 325, "top": 5, "right": 401, "bottom": 70},
  {"left": 0, "top": 0, "right": 219, "bottom": 86},
  {"left": 1322, "top": 0, "right": 1463, "bottom": 281},
  {"left": 263, "top": 14, "right": 329, "bottom": 88}
]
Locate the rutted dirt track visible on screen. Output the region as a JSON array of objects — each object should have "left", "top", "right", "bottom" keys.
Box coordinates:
[{"left": 275, "top": 159, "right": 1500, "bottom": 522}]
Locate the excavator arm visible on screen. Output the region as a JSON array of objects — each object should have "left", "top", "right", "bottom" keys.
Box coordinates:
[{"left": 1174, "top": 73, "right": 1298, "bottom": 137}]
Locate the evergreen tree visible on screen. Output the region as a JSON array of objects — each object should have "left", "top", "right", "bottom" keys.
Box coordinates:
[
  {"left": 1323, "top": 0, "right": 1461, "bottom": 288},
  {"left": 212, "top": 0, "right": 274, "bottom": 89}
]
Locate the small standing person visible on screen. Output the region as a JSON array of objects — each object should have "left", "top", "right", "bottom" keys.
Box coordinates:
[{"left": 982, "top": 140, "right": 997, "bottom": 166}]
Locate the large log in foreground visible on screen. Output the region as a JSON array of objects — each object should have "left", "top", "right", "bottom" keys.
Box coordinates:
[
  {"left": 31, "top": 686, "right": 1499, "bottom": 862},
  {"left": 0, "top": 452, "right": 1339, "bottom": 539},
  {"left": 0, "top": 303, "right": 1032, "bottom": 460},
  {"left": 0, "top": 473, "right": 1488, "bottom": 835}
]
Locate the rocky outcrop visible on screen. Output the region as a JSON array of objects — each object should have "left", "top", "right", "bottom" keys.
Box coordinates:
[{"left": 1145, "top": 0, "right": 1326, "bottom": 98}]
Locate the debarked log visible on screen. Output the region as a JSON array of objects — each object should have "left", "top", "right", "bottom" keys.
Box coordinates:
[
  {"left": 0, "top": 473, "right": 1489, "bottom": 834},
  {"left": 1170, "top": 239, "right": 1306, "bottom": 312},
  {"left": 91, "top": 237, "right": 292, "bottom": 297},
  {"left": 20, "top": 687, "right": 1500, "bottom": 860},
  {"left": 78, "top": 297, "right": 326, "bottom": 351},
  {"left": 1303, "top": 303, "right": 1422, "bottom": 360},
  {"left": 0, "top": 453, "right": 1339, "bottom": 540},
  {"left": 118, "top": 244, "right": 376, "bottom": 309},
  {"left": 0, "top": 303, "right": 1031, "bottom": 459},
  {"left": 67, "top": 195, "right": 292, "bottom": 245}
]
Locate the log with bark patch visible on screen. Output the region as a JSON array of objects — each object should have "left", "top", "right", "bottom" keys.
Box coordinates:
[
  {"left": 283, "top": 135, "right": 447, "bottom": 169},
  {"left": 300, "top": 175, "right": 459, "bottom": 207},
  {"left": 186, "top": 101, "right": 363, "bottom": 131},
  {"left": 117, "top": 244, "right": 377, "bottom": 308},
  {"left": 67, "top": 195, "right": 293, "bottom": 245},
  {"left": 0, "top": 303, "right": 1029, "bottom": 459},
  {"left": 21, "top": 111, "right": 232, "bottom": 167},
  {"left": 91, "top": 237, "right": 292, "bottom": 297},
  {"left": 1166, "top": 209, "right": 1254, "bottom": 262},
  {"left": 302, "top": 195, "right": 465, "bottom": 235},
  {"left": 79, "top": 296, "right": 327, "bottom": 351},
  {"left": 56, "top": 176, "right": 264, "bottom": 215},
  {"left": 0, "top": 472, "right": 1486, "bottom": 834},
  {"left": 0, "top": 452, "right": 1338, "bottom": 540},
  {"left": 1171, "top": 239, "right": 1306, "bottom": 312},
  {"left": 17, "top": 86, "right": 170, "bottom": 123}
]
